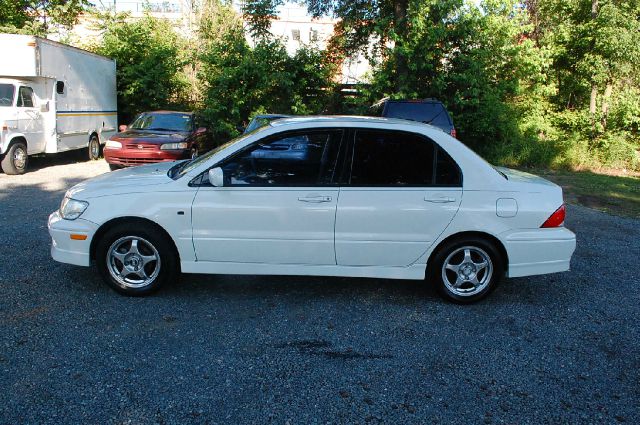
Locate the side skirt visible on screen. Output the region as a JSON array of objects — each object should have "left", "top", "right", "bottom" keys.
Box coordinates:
[{"left": 180, "top": 261, "right": 427, "bottom": 280}]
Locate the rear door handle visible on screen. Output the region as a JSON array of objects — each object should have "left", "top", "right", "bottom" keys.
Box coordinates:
[
  {"left": 425, "top": 196, "right": 456, "bottom": 203},
  {"left": 298, "top": 196, "right": 332, "bottom": 203}
]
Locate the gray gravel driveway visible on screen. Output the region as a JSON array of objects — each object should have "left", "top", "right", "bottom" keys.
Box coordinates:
[{"left": 1, "top": 154, "right": 639, "bottom": 424}]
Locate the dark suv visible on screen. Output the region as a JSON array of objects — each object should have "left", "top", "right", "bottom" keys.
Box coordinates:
[{"left": 378, "top": 99, "right": 456, "bottom": 138}]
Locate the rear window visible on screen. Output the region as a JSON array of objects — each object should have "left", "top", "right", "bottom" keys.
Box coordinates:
[{"left": 383, "top": 102, "right": 452, "bottom": 127}]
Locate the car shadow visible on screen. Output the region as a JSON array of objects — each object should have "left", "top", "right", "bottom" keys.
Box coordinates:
[{"left": 164, "top": 272, "right": 440, "bottom": 304}]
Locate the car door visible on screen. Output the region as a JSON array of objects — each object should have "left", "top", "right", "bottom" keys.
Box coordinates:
[
  {"left": 16, "top": 86, "right": 45, "bottom": 154},
  {"left": 191, "top": 129, "right": 344, "bottom": 265},
  {"left": 335, "top": 129, "right": 463, "bottom": 267}
]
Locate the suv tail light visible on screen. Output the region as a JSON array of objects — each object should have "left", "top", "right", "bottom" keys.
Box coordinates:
[
  {"left": 450, "top": 128, "right": 457, "bottom": 138},
  {"left": 541, "top": 204, "right": 566, "bottom": 228}
]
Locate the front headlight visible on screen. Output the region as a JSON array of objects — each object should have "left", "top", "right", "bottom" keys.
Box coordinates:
[
  {"left": 160, "top": 142, "right": 188, "bottom": 150},
  {"left": 105, "top": 139, "right": 122, "bottom": 149},
  {"left": 60, "top": 196, "right": 89, "bottom": 220}
]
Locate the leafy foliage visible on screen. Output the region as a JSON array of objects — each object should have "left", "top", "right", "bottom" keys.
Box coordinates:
[
  {"left": 198, "top": 9, "right": 337, "bottom": 140},
  {"left": 0, "top": 0, "right": 90, "bottom": 36},
  {"left": 89, "top": 13, "right": 191, "bottom": 124}
]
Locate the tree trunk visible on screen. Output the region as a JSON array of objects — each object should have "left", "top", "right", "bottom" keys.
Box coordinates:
[
  {"left": 393, "top": 0, "right": 409, "bottom": 94},
  {"left": 589, "top": 0, "right": 599, "bottom": 133},
  {"left": 601, "top": 80, "right": 613, "bottom": 129}
]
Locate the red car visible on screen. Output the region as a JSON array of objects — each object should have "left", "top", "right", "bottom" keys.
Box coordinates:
[{"left": 104, "top": 111, "right": 208, "bottom": 170}]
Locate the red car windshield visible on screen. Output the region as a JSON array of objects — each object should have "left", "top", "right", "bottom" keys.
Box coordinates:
[{"left": 130, "top": 113, "right": 192, "bottom": 132}]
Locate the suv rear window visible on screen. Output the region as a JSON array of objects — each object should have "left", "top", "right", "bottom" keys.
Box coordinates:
[{"left": 383, "top": 102, "right": 451, "bottom": 128}]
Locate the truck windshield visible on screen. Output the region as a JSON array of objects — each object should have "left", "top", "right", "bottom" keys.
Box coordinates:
[
  {"left": 0, "top": 84, "right": 15, "bottom": 107},
  {"left": 129, "top": 112, "right": 192, "bottom": 132}
]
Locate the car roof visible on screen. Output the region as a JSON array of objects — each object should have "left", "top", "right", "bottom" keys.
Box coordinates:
[
  {"left": 385, "top": 98, "right": 444, "bottom": 104},
  {"left": 254, "top": 114, "right": 291, "bottom": 119},
  {"left": 144, "top": 110, "right": 193, "bottom": 115},
  {"left": 269, "top": 115, "right": 437, "bottom": 130}
]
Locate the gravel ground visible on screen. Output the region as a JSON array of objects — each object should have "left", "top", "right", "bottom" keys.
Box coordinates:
[{"left": 1, "top": 154, "right": 639, "bottom": 424}]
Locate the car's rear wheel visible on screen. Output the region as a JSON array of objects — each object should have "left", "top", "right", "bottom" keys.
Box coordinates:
[
  {"left": 96, "top": 223, "right": 178, "bottom": 296},
  {"left": 429, "top": 237, "right": 503, "bottom": 303}
]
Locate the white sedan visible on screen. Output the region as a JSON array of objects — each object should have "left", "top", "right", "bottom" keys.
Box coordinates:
[{"left": 48, "top": 117, "right": 576, "bottom": 303}]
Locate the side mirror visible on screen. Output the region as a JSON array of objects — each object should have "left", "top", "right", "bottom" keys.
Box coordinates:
[
  {"left": 208, "top": 167, "right": 224, "bottom": 187},
  {"left": 40, "top": 101, "right": 49, "bottom": 112},
  {"left": 119, "top": 124, "right": 127, "bottom": 132}
]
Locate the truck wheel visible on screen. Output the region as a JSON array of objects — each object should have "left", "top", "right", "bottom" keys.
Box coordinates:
[
  {"left": 1, "top": 141, "right": 28, "bottom": 175},
  {"left": 88, "top": 135, "right": 101, "bottom": 160}
]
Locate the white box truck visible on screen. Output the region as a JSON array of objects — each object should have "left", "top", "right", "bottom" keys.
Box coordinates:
[{"left": 0, "top": 34, "right": 117, "bottom": 174}]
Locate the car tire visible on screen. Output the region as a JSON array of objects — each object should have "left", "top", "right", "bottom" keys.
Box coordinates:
[
  {"left": 108, "top": 164, "right": 121, "bottom": 171},
  {"left": 88, "top": 135, "right": 101, "bottom": 160},
  {"left": 429, "top": 237, "right": 504, "bottom": 304},
  {"left": 95, "top": 222, "right": 178, "bottom": 296},
  {"left": 1, "top": 141, "right": 28, "bottom": 175}
]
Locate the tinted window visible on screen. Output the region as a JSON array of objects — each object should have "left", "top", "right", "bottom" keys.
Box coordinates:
[
  {"left": 220, "top": 130, "right": 342, "bottom": 186},
  {"left": 350, "top": 130, "right": 435, "bottom": 186},
  {"left": 130, "top": 113, "right": 193, "bottom": 132},
  {"left": 435, "top": 147, "right": 462, "bottom": 186},
  {"left": 0, "top": 84, "right": 15, "bottom": 107},
  {"left": 383, "top": 102, "right": 451, "bottom": 128},
  {"left": 17, "top": 86, "right": 34, "bottom": 108}
]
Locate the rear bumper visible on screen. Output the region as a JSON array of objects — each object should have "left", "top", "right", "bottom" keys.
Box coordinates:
[
  {"left": 502, "top": 227, "right": 576, "bottom": 278},
  {"left": 48, "top": 211, "right": 98, "bottom": 267},
  {"left": 104, "top": 147, "right": 190, "bottom": 166}
]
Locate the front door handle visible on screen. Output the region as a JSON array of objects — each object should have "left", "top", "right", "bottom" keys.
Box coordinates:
[
  {"left": 425, "top": 196, "right": 456, "bottom": 203},
  {"left": 298, "top": 195, "right": 332, "bottom": 203}
]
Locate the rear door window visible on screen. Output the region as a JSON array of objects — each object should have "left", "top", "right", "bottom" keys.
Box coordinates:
[{"left": 348, "top": 129, "right": 462, "bottom": 187}]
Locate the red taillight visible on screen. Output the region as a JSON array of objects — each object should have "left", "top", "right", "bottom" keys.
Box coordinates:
[
  {"left": 450, "top": 128, "right": 457, "bottom": 138},
  {"left": 541, "top": 204, "right": 566, "bottom": 228}
]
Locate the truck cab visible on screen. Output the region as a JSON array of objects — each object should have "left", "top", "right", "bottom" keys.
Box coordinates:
[{"left": 0, "top": 79, "right": 52, "bottom": 173}]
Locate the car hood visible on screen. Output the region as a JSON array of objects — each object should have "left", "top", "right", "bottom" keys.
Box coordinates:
[
  {"left": 112, "top": 130, "right": 188, "bottom": 143},
  {"left": 66, "top": 161, "right": 178, "bottom": 200}
]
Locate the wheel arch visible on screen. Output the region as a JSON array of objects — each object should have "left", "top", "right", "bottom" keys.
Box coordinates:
[
  {"left": 89, "top": 131, "right": 100, "bottom": 144},
  {"left": 8, "top": 135, "right": 28, "bottom": 149},
  {"left": 426, "top": 231, "right": 509, "bottom": 278},
  {"left": 90, "top": 216, "right": 181, "bottom": 270}
]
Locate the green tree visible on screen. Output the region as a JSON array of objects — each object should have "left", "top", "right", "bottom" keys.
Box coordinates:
[
  {"left": 90, "top": 13, "right": 191, "bottom": 123},
  {"left": 0, "top": 0, "right": 90, "bottom": 36}
]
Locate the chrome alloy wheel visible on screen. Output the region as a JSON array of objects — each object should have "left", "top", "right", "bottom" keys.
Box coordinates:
[
  {"left": 106, "top": 236, "right": 161, "bottom": 288},
  {"left": 441, "top": 246, "right": 493, "bottom": 297},
  {"left": 13, "top": 146, "right": 26, "bottom": 170}
]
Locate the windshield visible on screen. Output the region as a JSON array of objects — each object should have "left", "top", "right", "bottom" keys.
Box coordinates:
[
  {"left": 0, "top": 84, "right": 15, "bottom": 107},
  {"left": 169, "top": 131, "right": 256, "bottom": 180},
  {"left": 129, "top": 112, "right": 192, "bottom": 132}
]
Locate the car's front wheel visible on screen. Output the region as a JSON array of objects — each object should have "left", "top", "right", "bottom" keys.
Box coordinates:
[
  {"left": 95, "top": 223, "right": 178, "bottom": 296},
  {"left": 429, "top": 238, "right": 504, "bottom": 303}
]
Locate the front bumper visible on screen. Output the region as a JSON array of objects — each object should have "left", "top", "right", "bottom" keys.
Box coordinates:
[
  {"left": 502, "top": 227, "right": 576, "bottom": 278},
  {"left": 48, "top": 211, "right": 99, "bottom": 267},
  {"left": 104, "top": 146, "right": 190, "bottom": 167}
]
